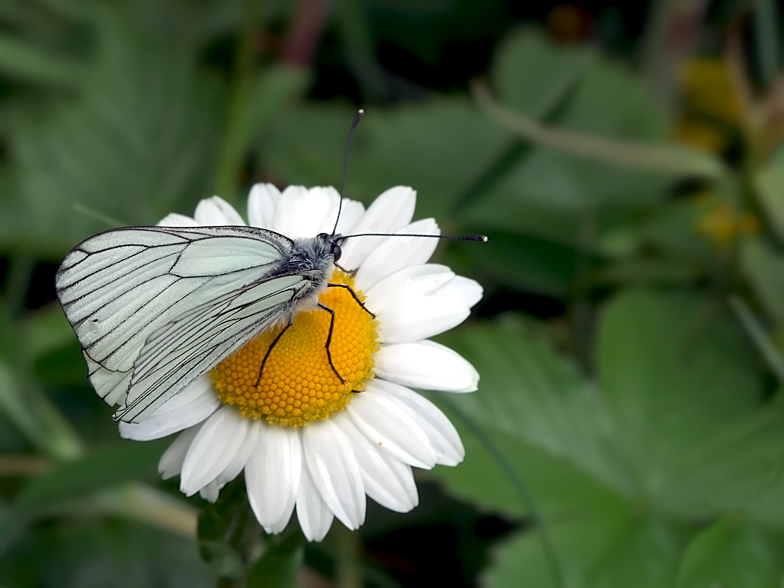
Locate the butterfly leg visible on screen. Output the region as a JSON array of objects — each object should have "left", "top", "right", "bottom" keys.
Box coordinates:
[
  {"left": 318, "top": 303, "right": 346, "bottom": 384},
  {"left": 255, "top": 316, "right": 294, "bottom": 387},
  {"left": 326, "top": 283, "right": 375, "bottom": 317},
  {"left": 334, "top": 261, "right": 357, "bottom": 276}
]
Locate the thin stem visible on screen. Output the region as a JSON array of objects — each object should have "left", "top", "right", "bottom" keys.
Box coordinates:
[
  {"left": 472, "top": 79, "right": 724, "bottom": 179},
  {"left": 752, "top": 0, "right": 779, "bottom": 88},
  {"left": 440, "top": 397, "right": 566, "bottom": 588},
  {"left": 93, "top": 483, "right": 198, "bottom": 538},
  {"left": 282, "top": 0, "right": 330, "bottom": 68},
  {"left": 640, "top": 0, "right": 708, "bottom": 109},
  {"left": 0, "top": 365, "right": 83, "bottom": 460},
  {"left": 213, "top": 0, "right": 263, "bottom": 200},
  {"left": 729, "top": 294, "right": 784, "bottom": 385},
  {"left": 334, "top": 523, "right": 362, "bottom": 588}
]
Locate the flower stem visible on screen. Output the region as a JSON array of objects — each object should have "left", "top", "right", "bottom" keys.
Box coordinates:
[
  {"left": 472, "top": 78, "right": 724, "bottom": 179},
  {"left": 334, "top": 523, "right": 362, "bottom": 588},
  {"left": 729, "top": 294, "right": 784, "bottom": 385},
  {"left": 441, "top": 396, "right": 566, "bottom": 588},
  {"left": 213, "top": 0, "right": 263, "bottom": 201}
]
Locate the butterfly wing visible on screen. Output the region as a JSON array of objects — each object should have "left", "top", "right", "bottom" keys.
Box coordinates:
[
  {"left": 115, "top": 272, "right": 310, "bottom": 422},
  {"left": 56, "top": 225, "right": 297, "bottom": 413}
]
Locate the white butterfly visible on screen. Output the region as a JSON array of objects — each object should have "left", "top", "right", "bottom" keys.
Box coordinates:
[{"left": 55, "top": 225, "right": 349, "bottom": 424}]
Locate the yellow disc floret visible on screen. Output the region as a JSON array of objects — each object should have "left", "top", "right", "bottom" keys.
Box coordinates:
[{"left": 209, "top": 270, "right": 379, "bottom": 428}]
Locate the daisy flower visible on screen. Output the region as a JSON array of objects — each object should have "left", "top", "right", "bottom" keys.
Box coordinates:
[{"left": 119, "top": 184, "right": 481, "bottom": 541}]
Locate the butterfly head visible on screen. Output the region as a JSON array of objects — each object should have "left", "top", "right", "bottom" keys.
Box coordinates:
[
  {"left": 318, "top": 232, "right": 347, "bottom": 264},
  {"left": 285, "top": 233, "right": 346, "bottom": 279}
]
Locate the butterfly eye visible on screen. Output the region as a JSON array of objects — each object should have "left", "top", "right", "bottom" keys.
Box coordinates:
[{"left": 331, "top": 240, "right": 342, "bottom": 262}]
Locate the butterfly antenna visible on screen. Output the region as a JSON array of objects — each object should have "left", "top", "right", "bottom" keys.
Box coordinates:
[
  {"left": 333, "top": 108, "right": 364, "bottom": 235},
  {"left": 342, "top": 232, "right": 488, "bottom": 242}
]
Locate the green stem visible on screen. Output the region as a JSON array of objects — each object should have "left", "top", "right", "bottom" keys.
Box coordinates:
[
  {"left": 753, "top": 0, "right": 779, "bottom": 88},
  {"left": 214, "top": 0, "right": 263, "bottom": 201},
  {"left": 640, "top": 0, "right": 708, "bottom": 109},
  {"left": 472, "top": 79, "right": 725, "bottom": 179},
  {"left": 334, "top": 523, "right": 362, "bottom": 588},
  {"left": 728, "top": 294, "right": 784, "bottom": 385}
]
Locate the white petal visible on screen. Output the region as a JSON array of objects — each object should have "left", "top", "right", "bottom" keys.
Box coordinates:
[
  {"left": 247, "top": 183, "right": 281, "bottom": 228},
  {"left": 375, "top": 341, "right": 479, "bottom": 392},
  {"left": 354, "top": 219, "right": 440, "bottom": 291},
  {"left": 273, "top": 186, "right": 308, "bottom": 236},
  {"left": 364, "top": 265, "right": 455, "bottom": 314},
  {"left": 367, "top": 270, "right": 482, "bottom": 343},
  {"left": 334, "top": 412, "right": 418, "bottom": 512},
  {"left": 443, "top": 276, "right": 484, "bottom": 308},
  {"left": 275, "top": 186, "right": 339, "bottom": 239},
  {"left": 119, "top": 377, "right": 220, "bottom": 441},
  {"left": 347, "top": 391, "right": 436, "bottom": 469},
  {"left": 296, "top": 466, "right": 334, "bottom": 541},
  {"left": 340, "top": 186, "right": 416, "bottom": 269},
  {"left": 180, "top": 407, "right": 250, "bottom": 496},
  {"left": 368, "top": 380, "right": 464, "bottom": 466},
  {"left": 158, "top": 425, "right": 201, "bottom": 479},
  {"left": 194, "top": 196, "right": 246, "bottom": 226},
  {"left": 302, "top": 420, "right": 365, "bottom": 530},
  {"left": 213, "top": 420, "right": 259, "bottom": 487},
  {"left": 157, "top": 213, "right": 199, "bottom": 227},
  {"left": 376, "top": 294, "right": 470, "bottom": 344},
  {"left": 334, "top": 199, "right": 365, "bottom": 236},
  {"left": 311, "top": 187, "right": 343, "bottom": 235},
  {"left": 200, "top": 481, "right": 221, "bottom": 503},
  {"left": 246, "top": 425, "right": 302, "bottom": 534}
]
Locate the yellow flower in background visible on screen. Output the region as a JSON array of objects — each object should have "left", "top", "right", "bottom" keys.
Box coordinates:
[
  {"left": 696, "top": 195, "right": 760, "bottom": 245},
  {"left": 676, "top": 58, "right": 745, "bottom": 156}
]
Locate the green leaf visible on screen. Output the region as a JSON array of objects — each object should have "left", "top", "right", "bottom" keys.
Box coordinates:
[
  {"left": 432, "top": 416, "right": 629, "bottom": 519},
  {"left": 263, "top": 99, "right": 512, "bottom": 221},
  {"left": 492, "top": 28, "right": 593, "bottom": 118},
  {"left": 587, "top": 516, "right": 691, "bottom": 588},
  {"left": 441, "top": 316, "right": 633, "bottom": 495},
  {"left": 214, "top": 64, "right": 309, "bottom": 199},
  {"left": 5, "top": 15, "right": 224, "bottom": 255},
  {"left": 451, "top": 230, "right": 583, "bottom": 297},
  {"left": 0, "top": 361, "right": 83, "bottom": 459},
  {"left": 755, "top": 146, "right": 784, "bottom": 241},
  {"left": 677, "top": 518, "right": 784, "bottom": 588},
  {"left": 593, "top": 257, "right": 704, "bottom": 285},
  {"left": 482, "top": 507, "right": 632, "bottom": 588},
  {"left": 597, "top": 288, "right": 778, "bottom": 513},
  {"left": 484, "top": 514, "right": 690, "bottom": 588},
  {"left": 0, "top": 32, "right": 84, "bottom": 86},
  {"left": 600, "top": 199, "right": 713, "bottom": 262},
  {"left": 466, "top": 29, "right": 690, "bottom": 245},
  {"left": 0, "top": 516, "right": 210, "bottom": 588},
  {"left": 659, "top": 409, "right": 784, "bottom": 522},
  {"left": 19, "top": 305, "right": 77, "bottom": 363},
  {"left": 493, "top": 27, "right": 669, "bottom": 141},
  {"left": 741, "top": 235, "right": 784, "bottom": 325},
  {"left": 18, "top": 441, "right": 168, "bottom": 507}
]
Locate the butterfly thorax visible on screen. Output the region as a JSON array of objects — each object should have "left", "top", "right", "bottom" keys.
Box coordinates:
[
  {"left": 277, "top": 233, "right": 338, "bottom": 275},
  {"left": 268, "top": 233, "right": 341, "bottom": 316}
]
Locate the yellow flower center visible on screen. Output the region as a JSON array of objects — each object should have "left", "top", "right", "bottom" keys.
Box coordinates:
[{"left": 209, "top": 270, "right": 379, "bottom": 428}]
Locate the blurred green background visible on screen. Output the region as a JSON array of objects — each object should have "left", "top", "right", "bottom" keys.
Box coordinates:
[{"left": 2, "top": 0, "right": 784, "bottom": 586}]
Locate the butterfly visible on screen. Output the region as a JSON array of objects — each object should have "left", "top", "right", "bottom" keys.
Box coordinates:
[{"left": 55, "top": 224, "right": 353, "bottom": 424}]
